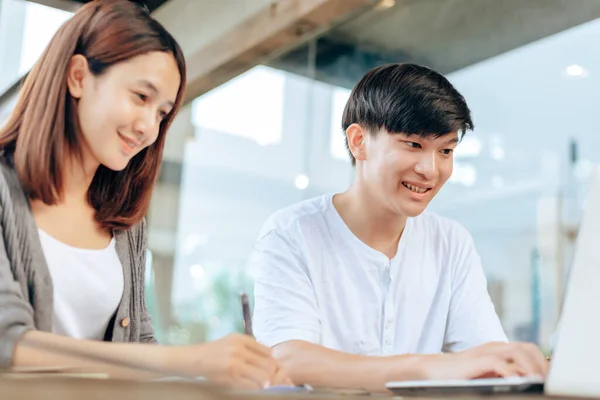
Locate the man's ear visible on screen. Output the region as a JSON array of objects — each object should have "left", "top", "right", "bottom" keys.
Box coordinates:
[{"left": 346, "top": 123, "right": 367, "bottom": 163}]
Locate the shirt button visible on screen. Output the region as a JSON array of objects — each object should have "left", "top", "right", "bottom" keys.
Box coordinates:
[{"left": 120, "top": 317, "right": 130, "bottom": 328}]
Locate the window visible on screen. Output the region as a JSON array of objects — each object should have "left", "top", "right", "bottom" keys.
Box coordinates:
[
  {"left": 19, "top": 2, "right": 73, "bottom": 74},
  {"left": 329, "top": 87, "right": 351, "bottom": 161},
  {"left": 191, "top": 66, "right": 284, "bottom": 146}
]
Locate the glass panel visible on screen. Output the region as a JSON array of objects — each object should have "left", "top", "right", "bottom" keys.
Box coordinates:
[
  {"left": 137, "top": 1, "right": 600, "bottom": 351},
  {"left": 191, "top": 66, "right": 285, "bottom": 146},
  {"left": 0, "top": 0, "right": 72, "bottom": 93},
  {"left": 0, "top": 0, "right": 595, "bottom": 356},
  {"left": 19, "top": 2, "right": 72, "bottom": 74},
  {"left": 329, "top": 87, "right": 351, "bottom": 161},
  {"left": 432, "top": 18, "right": 600, "bottom": 346},
  {"left": 157, "top": 65, "right": 353, "bottom": 343}
]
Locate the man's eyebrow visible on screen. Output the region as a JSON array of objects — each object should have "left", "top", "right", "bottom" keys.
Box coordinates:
[{"left": 443, "top": 136, "right": 459, "bottom": 145}]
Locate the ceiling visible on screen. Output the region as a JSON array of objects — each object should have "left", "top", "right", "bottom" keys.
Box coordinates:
[
  {"left": 270, "top": 0, "right": 600, "bottom": 88},
  {"left": 29, "top": 0, "right": 169, "bottom": 13},
  {"left": 71, "top": 0, "right": 167, "bottom": 12},
  {"left": 26, "top": 0, "right": 600, "bottom": 90}
]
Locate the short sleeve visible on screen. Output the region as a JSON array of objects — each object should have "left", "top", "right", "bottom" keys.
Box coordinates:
[{"left": 252, "top": 229, "right": 321, "bottom": 347}]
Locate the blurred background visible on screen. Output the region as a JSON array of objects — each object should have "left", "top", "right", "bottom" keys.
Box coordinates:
[{"left": 2, "top": 0, "right": 599, "bottom": 352}]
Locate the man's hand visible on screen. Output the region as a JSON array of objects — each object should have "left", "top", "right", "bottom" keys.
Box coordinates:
[{"left": 415, "top": 342, "right": 548, "bottom": 381}]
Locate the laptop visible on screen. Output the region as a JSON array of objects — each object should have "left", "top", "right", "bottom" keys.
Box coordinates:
[{"left": 387, "top": 166, "right": 600, "bottom": 397}]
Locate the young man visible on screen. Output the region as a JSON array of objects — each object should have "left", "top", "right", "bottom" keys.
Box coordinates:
[{"left": 251, "top": 63, "right": 547, "bottom": 392}]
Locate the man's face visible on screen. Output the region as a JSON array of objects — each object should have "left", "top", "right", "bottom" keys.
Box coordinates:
[{"left": 358, "top": 128, "right": 458, "bottom": 217}]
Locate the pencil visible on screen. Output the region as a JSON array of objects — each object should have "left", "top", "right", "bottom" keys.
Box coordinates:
[{"left": 240, "top": 293, "right": 254, "bottom": 337}]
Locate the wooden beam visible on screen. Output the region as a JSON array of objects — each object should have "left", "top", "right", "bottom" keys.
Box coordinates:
[
  {"left": 183, "top": 0, "right": 379, "bottom": 104},
  {"left": 26, "top": 0, "right": 168, "bottom": 13},
  {"left": 24, "top": 0, "right": 81, "bottom": 12}
]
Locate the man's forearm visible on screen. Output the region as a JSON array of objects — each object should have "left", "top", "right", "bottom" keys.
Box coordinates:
[{"left": 272, "top": 340, "right": 425, "bottom": 393}]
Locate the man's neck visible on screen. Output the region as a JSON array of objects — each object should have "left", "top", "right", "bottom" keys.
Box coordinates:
[{"left": 332, "top": 184, "right": 407, "bottom": 259}]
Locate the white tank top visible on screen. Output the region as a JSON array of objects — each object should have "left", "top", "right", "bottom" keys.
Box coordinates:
[{"left": 38, "top": 229, "right": 124, "bottom": 340}]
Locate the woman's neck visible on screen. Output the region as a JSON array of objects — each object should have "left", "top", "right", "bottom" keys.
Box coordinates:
[{"left": 61, "top": 154, "right": 99, "bottom": 203}]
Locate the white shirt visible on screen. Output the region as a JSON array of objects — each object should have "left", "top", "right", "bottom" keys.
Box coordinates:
[
  {"left": 38, "top": 230, "right": 124, "bottom": 340},
  {"left": 252, "top": 194, "right": 507, "bottom": 356}
]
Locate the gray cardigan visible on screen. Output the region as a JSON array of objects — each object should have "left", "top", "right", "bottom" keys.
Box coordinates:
[{"left": 0, "top": 154, "right": 156, "bottom": 367}]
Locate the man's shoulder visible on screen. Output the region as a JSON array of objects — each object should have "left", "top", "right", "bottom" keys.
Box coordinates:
[
  {"left": 411, "top": 212, "right": 478, "bottom": 277},
  {"left": 412, "top": 211, "right": 472, "bottom": 245},
  {"left": 257, "top": 195, "right": 331, "bottom": 241}
]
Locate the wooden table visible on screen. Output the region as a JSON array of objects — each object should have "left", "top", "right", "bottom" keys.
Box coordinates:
[{"left": 0, "top": 377, "right": 588, "bottom": 400}]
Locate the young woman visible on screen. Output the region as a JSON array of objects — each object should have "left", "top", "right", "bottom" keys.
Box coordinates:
[{"left": 0, "top": 0, "right": 287, "bottom": 389}]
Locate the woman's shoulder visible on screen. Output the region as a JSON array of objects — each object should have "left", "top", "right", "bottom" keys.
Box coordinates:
[
  {"left": 116, "top": 217, "right": 147, "bottom": 256},
  {"left": 0, "top": 151, "right": 23, "bottom": 208},
  {"left": 129, "top": 217, "right": 147, "bottom": 248},
  {"left": 0, "top": 150, "right": 14, "bottom": 177}
]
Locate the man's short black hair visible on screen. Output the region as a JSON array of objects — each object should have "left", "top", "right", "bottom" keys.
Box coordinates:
[{"left": 342, "top": 63, "right": 474, "bottom": 165}]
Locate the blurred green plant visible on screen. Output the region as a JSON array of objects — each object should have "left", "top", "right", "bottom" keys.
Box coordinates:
[{"left": 145, "top": 259, "right": 254, "bottom": 345}]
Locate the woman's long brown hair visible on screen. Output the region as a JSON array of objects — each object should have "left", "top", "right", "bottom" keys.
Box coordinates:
[{"left": 0, "top": 0, "right": 186, "bottom": 230}]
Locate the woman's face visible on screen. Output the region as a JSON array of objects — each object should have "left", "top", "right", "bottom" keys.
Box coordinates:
[{"left": 67, "top": 51, "right": 180, "bottom": 171}]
